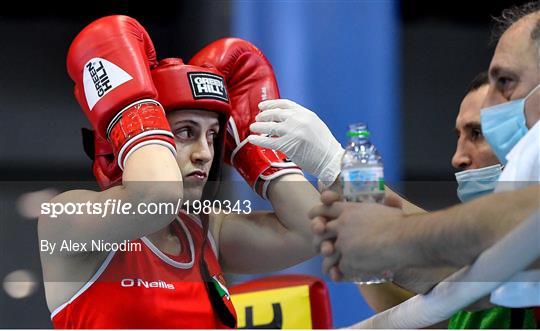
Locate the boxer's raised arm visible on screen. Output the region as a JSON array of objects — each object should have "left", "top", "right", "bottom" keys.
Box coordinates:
[
  {"left": 38, "top": 16, "right": 182, "bottom": 254},
  {"left": 214, "top": 174, "right": 319, "bottom": 274},
  {"left": 189, "top": 38, "right": 321, "bottom": 272}
]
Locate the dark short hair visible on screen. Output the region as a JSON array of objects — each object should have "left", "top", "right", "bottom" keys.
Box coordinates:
[
  {"left": 491, "top": 1, "right": 540, "bottom": 51},
  {"left": 465, "top": 71, "right": 489, "bottom": 95}
]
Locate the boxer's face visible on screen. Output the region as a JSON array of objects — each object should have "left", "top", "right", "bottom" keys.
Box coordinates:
[
  {"left": 452, "top": 85, "right": 499, "bottom": 170},
  {"left": 482, "top": 14, "right": 540, "bottom": 128},
  {"left": 167, "top": 109, "right": 220, "bottom": 201}
]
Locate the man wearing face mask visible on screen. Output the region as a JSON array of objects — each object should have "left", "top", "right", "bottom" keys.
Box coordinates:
[
  {"left": 357, "top": 71, "right": 535, "bottom": 328},
  {"left": 453, "top": 72, "right": 501, "bottom": 203},
  {"left": 450, "top": 71, "right": 537, "bottom": 328},
  {"left": 356, "top": 70, "right": 536, "bottom": 328},
  {"left": 248, "top": 1, "right": 540, "bottom": 323}
]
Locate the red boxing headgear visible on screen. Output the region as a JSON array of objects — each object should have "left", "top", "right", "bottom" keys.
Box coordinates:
[{"left": 152, "top": 58, "right": 231, "bottom": 119}]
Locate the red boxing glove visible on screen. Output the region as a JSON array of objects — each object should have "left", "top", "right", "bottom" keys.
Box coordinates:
[
  {"left": 189, "top": 38, "right": 302, "bottom": 198},
  {"left": 67, "top": 15, "right": 176, "bottom": 170}
]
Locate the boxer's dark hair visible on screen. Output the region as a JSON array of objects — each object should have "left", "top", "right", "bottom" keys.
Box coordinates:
[
  {"left": 465, "top": 71, "right": 489, "bottom": 95},
  {"left": 491, "top": 1, "right": 540, "bottom": 54}
]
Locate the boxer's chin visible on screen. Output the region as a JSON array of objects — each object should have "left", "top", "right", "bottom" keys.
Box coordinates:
[{"left": 182, "top": 181, "right": 205, "bottom": 202}]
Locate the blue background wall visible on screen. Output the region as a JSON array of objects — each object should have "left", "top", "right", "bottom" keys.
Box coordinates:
[{"left": 231, "top": 0, "right": 401, "bottom": 327}]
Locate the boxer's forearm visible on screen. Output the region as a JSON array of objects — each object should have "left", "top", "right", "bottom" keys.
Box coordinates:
[
  {"left": 405, "top": 184, "right": 540, "bottom": 268},
  {"left": 122, "top": 145, "right": 183, "bottom": 215},
  {"left": 123, "top": 145, "right": 183, "bottom": 183},
  {"left": 267, "top": 174, "right": 320, "bottom": 244},
  {"left": 217, "top": 174, "right": 319, "bottom": 274}
]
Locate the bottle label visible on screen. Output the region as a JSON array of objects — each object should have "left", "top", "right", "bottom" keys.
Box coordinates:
[{"left": 341, "top": 166, "right": 385, "bottom": 201}]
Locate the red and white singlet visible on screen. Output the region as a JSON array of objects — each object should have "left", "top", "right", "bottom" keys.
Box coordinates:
[{"left": 51, "top": 212, "right": 237, "bottom": 329}]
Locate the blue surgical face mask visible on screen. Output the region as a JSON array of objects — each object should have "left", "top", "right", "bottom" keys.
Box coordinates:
[
  {"left": 480, "top": 84, "right": 540, "bottom": 164},
  {"left": 455, "top": 164, "right": 502, "bottom": 202}
]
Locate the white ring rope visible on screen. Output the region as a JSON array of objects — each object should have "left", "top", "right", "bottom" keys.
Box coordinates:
[{"left": 349, "top": 209, "right": 540, "bottom": 329}]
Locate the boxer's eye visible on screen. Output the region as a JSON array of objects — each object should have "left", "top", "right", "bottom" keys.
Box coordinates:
[{"left": 174, "top": 128, "right": 193, "bottom": 139}]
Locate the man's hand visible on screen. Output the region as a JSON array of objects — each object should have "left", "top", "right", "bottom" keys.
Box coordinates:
[{"left": 309, "top": 190, "right": 413, "bottom": 281}]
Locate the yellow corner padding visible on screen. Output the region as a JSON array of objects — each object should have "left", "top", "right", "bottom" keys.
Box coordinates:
[{"left": 231, "top": 285, "right": 312, "bottom": 329}]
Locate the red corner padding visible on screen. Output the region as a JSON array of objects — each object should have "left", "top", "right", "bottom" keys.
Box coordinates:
[{"left": 230, "top": 275, "right": 332, "bottom": 329}]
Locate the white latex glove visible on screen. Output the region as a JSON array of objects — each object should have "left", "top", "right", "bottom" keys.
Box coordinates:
[{"left": 247, "top": 99, "right": 344, "bottom": 186}]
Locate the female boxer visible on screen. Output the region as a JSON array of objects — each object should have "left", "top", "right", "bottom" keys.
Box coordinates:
[{"left": 39, "top": 16, "right": 319, "bottom": 329}]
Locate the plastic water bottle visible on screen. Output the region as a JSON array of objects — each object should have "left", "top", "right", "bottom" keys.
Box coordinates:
[
  {"left": 339, "top": 122, "right": 392, "bottom": 284},
  {"left": 340, "top": 123, "right": 385, "bottom": 203}
]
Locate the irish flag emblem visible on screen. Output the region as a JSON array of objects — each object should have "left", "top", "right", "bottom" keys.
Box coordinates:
[{"left": 212, "top": 275, "right": 230, "bottom": 300}]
